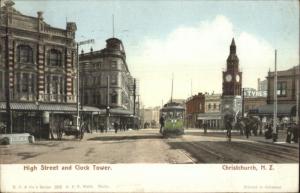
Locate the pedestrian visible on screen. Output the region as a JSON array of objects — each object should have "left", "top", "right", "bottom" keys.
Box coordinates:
[
  {"left": 114, "top": 122, "right": 119, "bottom": 133},
  {"left": 203, "top": 123, "right": 207, "bottom": 134},
  {"left": 159, "top": 115, "right": 165, "bottom": 134},
  {"left": 286, "top": 124, "right": 292, "bottom": 143},
  {"left": 292, "top": 123, "right": 298, "bottom": 143}
]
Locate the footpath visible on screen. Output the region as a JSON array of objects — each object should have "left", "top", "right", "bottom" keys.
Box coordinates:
[{"left": 186, "top": 128, "right": 299, "bottom": 148}]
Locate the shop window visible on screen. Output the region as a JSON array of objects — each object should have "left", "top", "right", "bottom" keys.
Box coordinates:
[
  {"left": 48, "top": 49, "right": 62, "bottom": 67},
  {"left": 17, "top": 45, "right": 33, "bottom": 63}
]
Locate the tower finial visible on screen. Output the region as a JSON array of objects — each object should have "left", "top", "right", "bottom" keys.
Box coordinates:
[
  {"left": 230, "top": 37, "right": 236, "bottom": 54},
  {"left": 231, "top": 38, "right": 235, "bottom": 46}
]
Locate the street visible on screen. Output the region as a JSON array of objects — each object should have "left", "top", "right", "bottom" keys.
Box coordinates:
[{"left": 0, "top": 128, "right": 298, "bottom": 164}]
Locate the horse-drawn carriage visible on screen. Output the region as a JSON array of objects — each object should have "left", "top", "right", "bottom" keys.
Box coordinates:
[{"left": 50, "top": 116, "right": 85, "bottom": 140}]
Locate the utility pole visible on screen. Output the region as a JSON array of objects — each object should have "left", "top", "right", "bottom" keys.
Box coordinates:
[
  {"left": 296, "top": 63, "right": 299, "bottom": 125},
  {"left": 241, "top": 88, "right": 245, "bottom": 118},
  {"left": 106, "top": 75, "right": 110, "bottom": 130},
  {"left": 171, "top": 73, "right": 174, "bottom": 103},
  {"left": 76, "top": 39, "right": 94, "bottom": 131},
  {"left": 133, "top": 78, "right": 136, "bottom": 116},
  {"left": 273, "top": 50, "right": 278, "bottom": 142}
]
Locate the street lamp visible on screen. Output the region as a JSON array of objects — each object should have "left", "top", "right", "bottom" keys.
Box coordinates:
[{"left": 76, "top": 39, "right": 94, "bottom": 131}]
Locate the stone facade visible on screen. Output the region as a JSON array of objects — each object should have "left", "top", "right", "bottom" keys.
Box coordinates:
[
  {"left": 0, "top": 2, "right": 77, "bottom": 103},
  {"left": 79, "top": 37, "right": 137, "bottom": 127},
  {"left": 267, "top": 66, "right": 299, "bottom": 105}
]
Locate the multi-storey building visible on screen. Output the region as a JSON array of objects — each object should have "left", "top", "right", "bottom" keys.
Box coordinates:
[
  {"left": 79, "top": 37, "right": 138, "bottom": 128},
  {"left": 0, "top": 1, "right": 81, "bottom": 137},
  {"left": 185, "top": 93, "right": 205, "bottom": 128},
  {"left": 197, "top": 93, "right": 222, "bottom": 129},
  {"left": 249, "top": 66, "right": 299, "bottom": 124}
]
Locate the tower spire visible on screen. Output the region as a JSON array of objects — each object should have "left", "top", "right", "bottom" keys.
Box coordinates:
[{"left": 230, "top": 37, "right": 236, "bottom": 54}]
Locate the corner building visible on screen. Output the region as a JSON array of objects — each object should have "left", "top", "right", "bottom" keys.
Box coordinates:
[
  {"left": 79, "top": 37, "right": 137, "bottom": 129},
  {"left": 0, "top": 1, "right": 79, "bottom": 138}
]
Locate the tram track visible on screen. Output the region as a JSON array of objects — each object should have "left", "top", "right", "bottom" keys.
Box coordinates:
[{"left": 232, "top": 142, "right": 299, "bottom": 162}]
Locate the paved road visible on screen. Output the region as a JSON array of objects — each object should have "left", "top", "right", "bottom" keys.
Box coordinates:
[{"left": 0, "top": 129, "right": 298, "bottom": 164}]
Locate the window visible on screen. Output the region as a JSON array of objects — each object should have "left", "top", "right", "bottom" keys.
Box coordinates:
[
  {"left": 0, "top": 71, "right": 3, "bottom": 91},
  {"left": 111, "top": 91, "right": 117, "bottom": 104},
  {"left": 48, "top": 49, "right": 62, "bottom": 67},
  {"left": 22, "top": 73, "right": 29, "bottom": 92},
  {"left": 17, "top": 45, "right": 33, "bottom": 63},
  {"left": 93, "top": 77, "right": 97, "bottom": 85},
  {"left": 93, "top": 92, "right": 97, "bottom": 104},
  {"left": 46, "top": 75, "right": 50, "bottom": 94},
  {"left": 52, "top": 76, "right": 59, "bottom": 94},
  {"left": 213, "top": 103, "right": 217, "bottom": 110},
  {"left": 208, "top": 104, "right": 211, "bottom": 110},
  {"left": 111, "top": 61, "right": 117, "bottom": 69},
  {"left": 31, "top": 74, "right": 36, "bottom": 93},
  {"left": 84, "top": 92, "right": 89, "bottom": 105},
  {"left": 111, "top": 75, "right": 117, "bottom": 85},
  {"left": 277, "top": 82, "right": 287, "bottom": 96}
]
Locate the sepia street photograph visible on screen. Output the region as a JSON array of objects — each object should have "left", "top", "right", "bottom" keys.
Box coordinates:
[{"left": 0, "top": 0, "right": 299, "bottom": 192}]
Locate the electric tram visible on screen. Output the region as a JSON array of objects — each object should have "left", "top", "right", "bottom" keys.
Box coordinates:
[{"left": 160, "top": 102, "right": 185, "bottom": 137}]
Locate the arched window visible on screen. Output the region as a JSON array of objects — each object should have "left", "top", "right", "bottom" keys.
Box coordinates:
[
  {"left": 17, "top": 45, "right": 33, "bottom": 63},
  {"left": 48, "top": 49, "right": 62, "bottom": 67}
]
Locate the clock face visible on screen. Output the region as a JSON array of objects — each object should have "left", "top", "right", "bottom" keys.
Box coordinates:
[
  {"left": 236, "top": 75, "right": 240, "bottom": 82},
  {"left": 225, "top": 74, "right": 232, "bottom": 82}
]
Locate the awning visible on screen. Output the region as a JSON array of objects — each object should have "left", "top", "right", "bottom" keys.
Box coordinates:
[
  {"left": 248, "top": 104, "right": 296, "bottom": 116},
  {"left": 0, "top": 102, "right": 102, "bottom": 113},
  {"left": 197, "top": 113, "right": 222, "bottom": 120}
]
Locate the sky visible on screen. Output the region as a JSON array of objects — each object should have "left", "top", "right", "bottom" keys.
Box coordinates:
[{"left": 10, "top": 0, "right": 299, "bottom": 108}]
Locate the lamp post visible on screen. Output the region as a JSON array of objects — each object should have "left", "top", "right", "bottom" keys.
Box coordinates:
[
  {"left": 273, "top": 50, "right": 278, "bottom": 142},
  {"left": 35, "top": 101, "right": 40, "bottom": 139},
  {"left": 76, "top": 39, "right": 94, "bottom": 131}
]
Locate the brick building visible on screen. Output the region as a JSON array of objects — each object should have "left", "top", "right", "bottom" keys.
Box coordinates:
[
  {"left": 0, "top": 1, "right": 88, "bottom": 138},
  {"left": 185, "top": 93, "right": 205, "bottom": 128}
]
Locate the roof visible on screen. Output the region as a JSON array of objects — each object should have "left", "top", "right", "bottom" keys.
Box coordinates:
[{"left": 248, "top": 104, "right": 296, "bottom": 116}]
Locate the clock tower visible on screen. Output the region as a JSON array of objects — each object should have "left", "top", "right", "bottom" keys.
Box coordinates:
[{"left": 221, "top": 38, "right": 243, "bottom": 121}]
